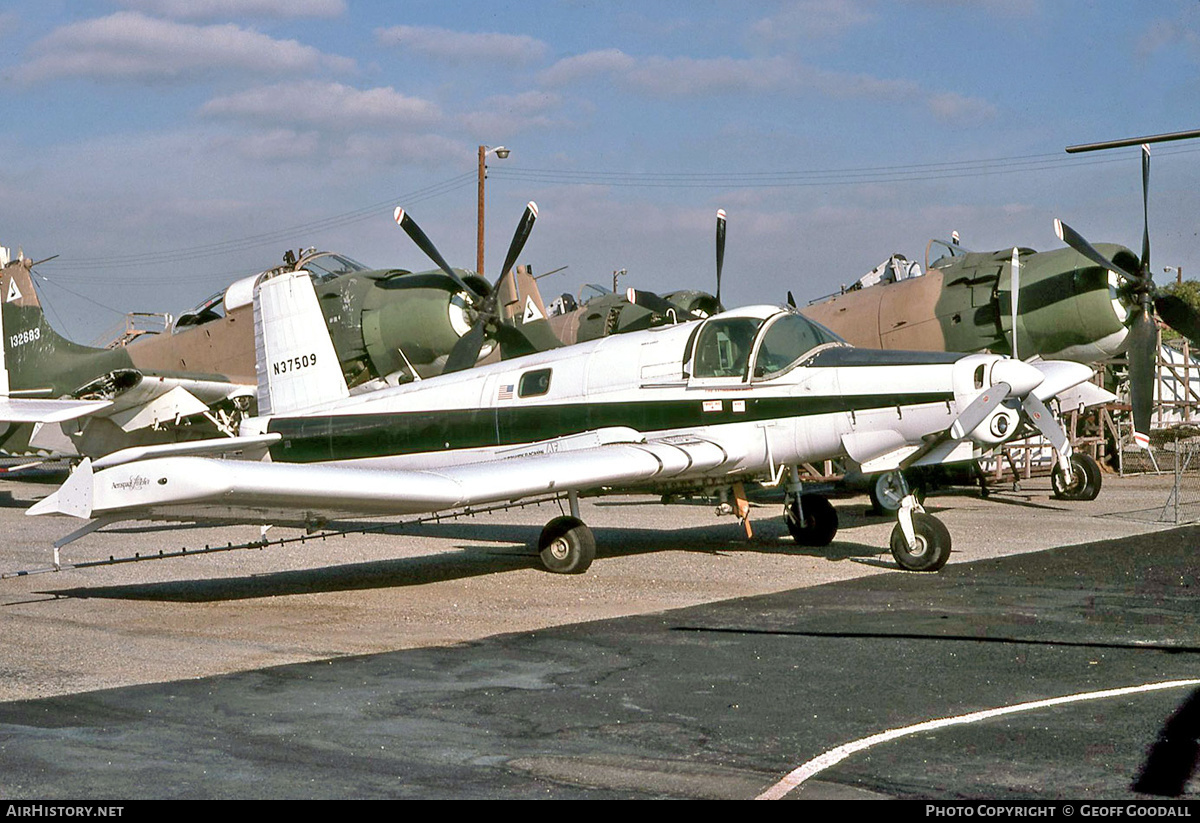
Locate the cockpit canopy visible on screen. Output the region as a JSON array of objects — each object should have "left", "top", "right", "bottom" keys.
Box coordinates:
[
  {"left": 690, "top": 308, "right": 843, "bottom": 381},
  {"left": 299, "top": 252, "right": 370, "bottom": 284}
]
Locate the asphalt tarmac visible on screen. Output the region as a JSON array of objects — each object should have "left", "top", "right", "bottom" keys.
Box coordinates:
[{"left": 0, "top": 469, "right": 1197, "bottom": 799}]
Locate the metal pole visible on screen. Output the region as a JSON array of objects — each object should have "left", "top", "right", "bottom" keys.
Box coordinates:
[
  {"left": 1066, "top": 128, "right": 1200, "bottom": 153},
  {"left": 477, "top": 145, "right": 486, "bottom": 275}
]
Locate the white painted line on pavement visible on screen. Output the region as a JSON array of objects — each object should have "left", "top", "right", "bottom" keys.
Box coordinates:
[{"left": 758, "top": 678, "right": 1200, "bottom": 800}]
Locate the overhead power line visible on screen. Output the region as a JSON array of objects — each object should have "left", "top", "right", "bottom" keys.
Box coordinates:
[{"left": 34, "top": 143, "right": 1200, "bottom": 282}]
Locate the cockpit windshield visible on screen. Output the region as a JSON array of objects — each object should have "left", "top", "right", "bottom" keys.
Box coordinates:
[
  {"left": 175, "top": 292, "right": 225, "bottom": 328},
  {"left": 579, "top": 283, "right": 612, "bottom": 301},
  {"left": 752, "top": 313, "right": 842, "bottom": 379},
  {"left": 926, "top": 239, "right": 969, "bottom": 270},
  {"left": 302, "top": 252, "right": 370, "bottom": 284}
]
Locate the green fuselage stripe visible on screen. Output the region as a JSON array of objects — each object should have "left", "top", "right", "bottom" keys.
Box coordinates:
[{"left": 266, "top": 391, "right": 952, "bottom": 463}]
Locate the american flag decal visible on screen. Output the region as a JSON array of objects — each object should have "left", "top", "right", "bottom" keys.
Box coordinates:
[{"left": 498, "top": 384, "right": 514, "bottom": 400}]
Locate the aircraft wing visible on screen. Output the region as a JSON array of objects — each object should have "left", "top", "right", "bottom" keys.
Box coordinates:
[
  {"left": 28, "top": 427, "right": 745, "bottom": 528},
  {"left": 0, "top": 396, "right": 113, "bottom": 424}
]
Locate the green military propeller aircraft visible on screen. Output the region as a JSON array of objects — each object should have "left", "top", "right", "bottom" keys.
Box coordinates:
[{"left": 801, "top": 142, "right": 1200, "bottom": 456}]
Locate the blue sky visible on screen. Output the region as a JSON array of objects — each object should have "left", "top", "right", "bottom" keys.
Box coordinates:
[{"left": 3, "top": 0, "right": 1200, "bottom": 342}]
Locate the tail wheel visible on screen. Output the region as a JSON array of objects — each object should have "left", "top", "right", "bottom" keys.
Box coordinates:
[
  {"left": 785, "top": 493, "right": 838, "bottom": 547},
  {"left": 889, "top": 512, "right": 952, "bottom": 572},
  {"left": 538, "top": 515, "right": 596, "bottom": 574},
  {"left": 1051, "top": 453, "right": 1102, "bottom": 501}
]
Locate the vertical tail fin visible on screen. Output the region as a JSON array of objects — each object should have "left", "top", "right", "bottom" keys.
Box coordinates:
[
  {"left": 0, "top": 258, "right": 118, "bottom": 397},
  {"left": 496, "top": 264, "right": 563, "bottom": 355},
  {"left": 254, "top": 271, "right": 349, "bottom": 416}
]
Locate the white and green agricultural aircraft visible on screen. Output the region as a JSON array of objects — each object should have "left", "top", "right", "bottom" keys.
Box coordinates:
[{"left": 29, "top": 243, "right": 1094, "bottom": 575}]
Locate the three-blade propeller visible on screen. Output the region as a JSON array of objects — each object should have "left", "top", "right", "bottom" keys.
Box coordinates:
[
  {"left": 1052, "top": 144, "right": 1200, "bottom": 447},
  {"left": 395, "top": 201, "right": 546, "bottom": 373}
]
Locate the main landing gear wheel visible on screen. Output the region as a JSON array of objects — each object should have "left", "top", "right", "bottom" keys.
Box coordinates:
[
  {"left": 889, "top": 512, "right": 951, "bottom": 572},
  {"left": 538, "top": 515, "right": 596, "bottom": 574},
  {"left": 1051, "top": 453, "right": 1102, "bottom": 501},
  {"left": 868, "top": 471, "right": 924, "bottom": 516},
  {"left": 785, "top": 493, "right": 838, "bottom": 547},
  {"left": 869, "top": 471, "right": 907, "bottom": 515}
]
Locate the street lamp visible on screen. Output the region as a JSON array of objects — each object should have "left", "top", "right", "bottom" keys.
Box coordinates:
[
  {"left": 612, "top": 268, "right": 627, "bottom": 293},
  {"left": 477, "top": 145, "right": 510, "bottom": 274},
  {"left": 1165, "top": 265, "right": 1183, "bottom": 284}
]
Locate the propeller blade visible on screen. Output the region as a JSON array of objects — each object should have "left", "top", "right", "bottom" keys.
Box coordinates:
[
  {"left": 394, "top": 207, "right": 481, "bottom": 298},
  {"left": 1141, "top": 143, "right": 1151, "bottom": 272},
  {"left": 1010, "top": 247, "right": 1020, "bottom": 360},
  {"left": 902, "top": 382, "right": 1012, "bottom": 469},
  {"left": 949, "top": 383, "right": 1011, "bottom": 440},
  {"left": 1127, "top": 307, "right": 1158, "bottom": 447},
  {"left": 1155, "top": 294, "right": 1200, "bottom": 345},
  {"left": 443, "top": 321, "right": 489, "bottom": 374},
  {"left": 1020, "top": 394, "right": 1068, "bottom": 454},
  {"left": 715, "top": 209, "right": 726, "bottom": 306},
  {"left": 497, "top": 201, "right": 538, "bottom": 288},
  {"left": 626, "top": 287, "right": 678, "bottom": 317},
  {"left": 1053, "top": 218, "right": 1141, "bottom": 285}
]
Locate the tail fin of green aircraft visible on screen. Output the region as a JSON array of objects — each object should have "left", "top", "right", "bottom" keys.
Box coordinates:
[
  {"left": 496, "top": 264, "right": 564, "bottom": 356},
  {"left": 0, "top": 258, "right": 116, "bottom": 398}
]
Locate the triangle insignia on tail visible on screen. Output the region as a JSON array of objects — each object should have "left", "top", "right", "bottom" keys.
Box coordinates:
[{"left": 522, "top": 295, "right": 544, "bottom": 323}]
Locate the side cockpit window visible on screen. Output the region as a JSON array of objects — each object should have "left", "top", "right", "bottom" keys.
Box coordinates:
[{"left": 691, "top": 318, "right": 764, "bottom": 379}]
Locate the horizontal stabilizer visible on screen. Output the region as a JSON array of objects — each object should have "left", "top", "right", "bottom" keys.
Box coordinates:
[
  {"left": 92, "top": 432, "right": 283, "bottom": 470},
  {"left": 0, "top": 396, "right": 112, "bottom": 424}
]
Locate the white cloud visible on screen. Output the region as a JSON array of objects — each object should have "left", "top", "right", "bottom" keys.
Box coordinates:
[
  {"left": 926, "top": 91, "right": 998, "bottom": 123},
  {"left": 375, "top": 24, "right": 548, "bottom": 64},
  {"left": 200, "top": 81, "right": 442, "bottom": 129},
  {"left": 538, "top": 49, "right": 636, "bottom": 86},
  {"left": 117, "top": 0, "right": 346, "bottom": 19},
  {"left": 538, "top": 48, "right": 992, "bottom": 121},
  {"left": 342, "top": 133, "right": 471, "bottom": 167},
  {"left": 16, "top": 12, "right": 353, "bottom": 83},
  {"left": 626, "top": 55, "right": 797, "bottom": 95},
  {"left": 459, "top": 90, "right": 563, "bottom": 137},
  {"left": 747, "top": 0, "right": 877, "bottom": 44},
  {"left": 211, "top": 128, "right": 324, "bottom": 162}
]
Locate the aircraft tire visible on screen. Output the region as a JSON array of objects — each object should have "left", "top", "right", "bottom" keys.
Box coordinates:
[
  {"left": 785, "top": 493, "right": 838, "bottom": 547},
  {"left": 1051, "top": 453, "right": 1102, "bottom": 501},
  {"left": 538, "top": 515, "right": 596, "bottom": 574},
  {"left": 868, "top": 471, "right": 922, "bottom": 516},
  {"left": 889, "top": 512, "right": 951, "bottom": 572}
]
